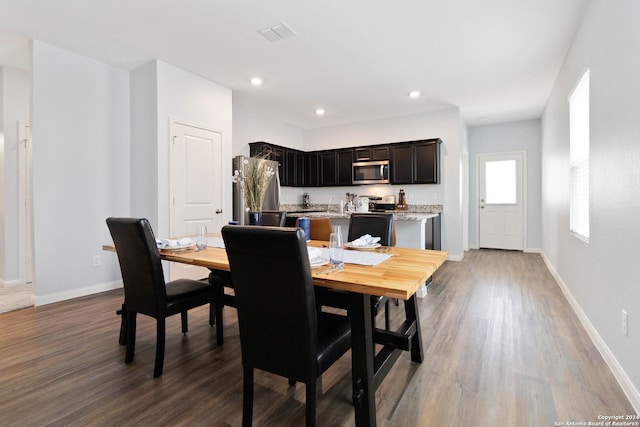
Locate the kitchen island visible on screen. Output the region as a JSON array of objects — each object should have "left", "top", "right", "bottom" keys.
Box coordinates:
[{"left": 284, "top": 208, "right": 441, "bottom": 251}]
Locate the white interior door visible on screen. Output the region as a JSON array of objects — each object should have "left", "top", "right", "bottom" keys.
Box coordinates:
[
  {"left": 478, "top": 152, "right": 524, "bottom": 250},
  {"left": 170, "top": 122, "right": 223, "bottom": 280}
]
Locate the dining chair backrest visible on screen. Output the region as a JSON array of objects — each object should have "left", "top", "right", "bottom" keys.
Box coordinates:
[
  {"left": 260, "top": 210, "right": 287, "bottom": 227},
  {"left": 106, "top": 217, "right": 166, "bottom": 318},
  {"left": 347, "top": 213, "right": 395, "bottom": 246},
  {"left": 221, "top": 225, "right": 318, "bottom": 381},
  {"left": 309, "top": 217, "right": 332, "bottom": 241}
]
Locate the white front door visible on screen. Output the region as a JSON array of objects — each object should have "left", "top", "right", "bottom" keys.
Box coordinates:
[
  {"left": 478, "top": 152, "right": 525, "bottom": 251},
  {"left": 170, "top": 121, "right": 223, "bottom": 280}
]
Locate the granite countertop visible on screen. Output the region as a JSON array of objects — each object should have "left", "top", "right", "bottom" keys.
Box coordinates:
[
  {"left": 284, "top": 210, "right": 439, "bottom": 222},
  {"left": 280, "top": 204, "right": 442, "bottom": 223}
]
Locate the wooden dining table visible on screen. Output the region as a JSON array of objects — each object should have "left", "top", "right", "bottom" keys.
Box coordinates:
[{"left": 104, "top": 238, "right": 447, "bottom": 426}]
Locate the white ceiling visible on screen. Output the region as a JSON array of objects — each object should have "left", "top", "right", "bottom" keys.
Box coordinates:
[{"left": 0, "top": 0, "right": 588, "bottom": 128}]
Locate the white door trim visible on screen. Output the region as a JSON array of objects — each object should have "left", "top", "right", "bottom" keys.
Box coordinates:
[
  {"left": 475, "top": 150, "right": 527, "bottom": 251},
  {"left": 18, "top": 120, "right": 33, "bottom": 285}
]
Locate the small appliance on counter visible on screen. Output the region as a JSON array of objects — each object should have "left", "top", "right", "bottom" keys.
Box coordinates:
[{"left": 368, "top": 195, "right": 396, "bottom": 212}]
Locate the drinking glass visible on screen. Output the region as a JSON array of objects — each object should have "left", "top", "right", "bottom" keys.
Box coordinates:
[
  {"left": 195, "top": 225, "right": 208, "bottom": 250},
  {"left": 329, "top": 225, "right": 343, "bottom": 266}
]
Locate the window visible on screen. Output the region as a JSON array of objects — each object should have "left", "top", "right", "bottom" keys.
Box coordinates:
[
  {"left": 485, "top": 159, "right": 517, "bottom": 204},
  {"left": 569, "top": 69, "right": 590, "bottom": 241}
]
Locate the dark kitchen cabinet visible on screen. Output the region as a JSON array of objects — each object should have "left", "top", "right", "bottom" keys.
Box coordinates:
[
  {"left": 390, "top": 144, "right": 414, "bottom": 184},
  {"left": 354, "top": 145, "right": 389, "bottom": 161},
  {"left": 304, "top": 153, "right": 319, "bottom": 186},
  {"left": 320, "top": 151, "right": 337, "bottom": 186},
  {"left": 372, "top": 145, "right": 390, "bottom": 160},
  {"left": 336, "top": 149, "right": 353, "bottom": 185},
  {"left": 285, "top": 150, "right": 297, "bottom": 186},
  {"left": 354, "top": 147, "right": 372, "bottom": 161},
  {"left": 250, "top": 138, "right": 440, "bottom": 187},
  {"left": 414, "top": 140, "right": 440, "bottom": 184}
]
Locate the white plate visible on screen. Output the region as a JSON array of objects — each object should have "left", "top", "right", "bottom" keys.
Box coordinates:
[
  {"left": 345, "top": 242, "right": 382, "bottom": 250},
  {"left": 310, "top": 257, "right": 329, "bottom": 267},
  {"left": 159, "top": 243, "right": 196, "bottom": 251}
]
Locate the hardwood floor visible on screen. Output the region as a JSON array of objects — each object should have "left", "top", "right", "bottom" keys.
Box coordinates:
[{"left": 0, "top": 250, "right": 634, "bottom": 426}]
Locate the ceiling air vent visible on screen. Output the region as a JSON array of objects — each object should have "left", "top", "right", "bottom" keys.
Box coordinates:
[{"left": 258, "top": 22, "right": 297, "bottom": 42}]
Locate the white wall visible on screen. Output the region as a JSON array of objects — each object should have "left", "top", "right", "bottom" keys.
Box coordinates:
[
  {"left": 0, "top": 66, "right": 30, "bottom": 284},
  {"left": 233, "top": 107, "right": 304, "bottom": 157},
  {"left": 130, "top": 61, "right": 158, "bottom": 227},
  {"left": 468, "top": 119, "right": 542, "bottom": 251},
  {"left": 31, "top": 41, "right": 130, "bottom": 303},
  {"left": 541, "top": 0, "right": 640, "bottom": 409},
  {"left": 304, "top": 108, "right": 467, "bottom": 259}
]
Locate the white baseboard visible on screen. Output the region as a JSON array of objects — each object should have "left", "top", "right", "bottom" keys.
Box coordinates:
[
  {"left": 446, "top": 252, "right": 464, "bottom": 262},
  {"left": 524, "top": 247, "right": 541, "bottom": 253},
  {"left": 34, "top": 280, "right": 123, "bottom": 306},
  {"left": 541, "top": 252, "right": 640, "bottom": 414}
]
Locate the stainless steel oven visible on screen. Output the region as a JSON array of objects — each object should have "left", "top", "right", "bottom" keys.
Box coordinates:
[{"left": 352, "top": 160, "right": 390, "bottom": 184}]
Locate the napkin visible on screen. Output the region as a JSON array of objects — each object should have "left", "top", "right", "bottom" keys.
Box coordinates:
[
  {"left": 307, "top": 247, "right": 322, "bottom": 261},
  {"left": 349, "top": 234, "right": 381, "bottom": 247},
  {"left": 156, "top": 238, "right": 195, "bottom": 248}
]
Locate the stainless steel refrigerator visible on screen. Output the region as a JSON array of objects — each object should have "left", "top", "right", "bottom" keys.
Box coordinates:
[{"left": 232, "top": 155, "right": 281, "bottom": 225}]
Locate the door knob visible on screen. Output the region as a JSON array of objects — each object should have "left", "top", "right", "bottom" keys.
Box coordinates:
[{"left": 215, "top": 209, "right": 223, "bottom": 214}]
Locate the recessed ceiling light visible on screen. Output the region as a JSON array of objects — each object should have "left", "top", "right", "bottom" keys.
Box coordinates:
[
  {"left": 409, "top": 90, "right": 420, "bottom": 98},
  {"left": 250, "top": 77, "right": 263, "bottom": 86},
  {"left": 315, "top": 108, "right": 325, "bottom": 116}
]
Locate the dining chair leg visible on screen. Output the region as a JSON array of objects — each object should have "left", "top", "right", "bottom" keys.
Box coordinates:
[
  {"left": 125, "top": 311, "right": 136, "bottom": 364},
  {"left": 117, "top": 303, "right": 128, "bottom": 345},
  {"left": 209, "top": 303, "right": 215, "bottom": 326},
  {"left": 213, "top": 285, "right": 225, "bottom": 345},
  {"left": 181, "top": 310, "right": 188, "bottom": 334},
  {"left": 384, "top": 300, "right": 391, "bottom": 330},
  {"left": 242, "top": 365, "right": 254, "bottom": 427},
  {"left": 154, "top": 319, "right": 166, "bottom": 378},
  {"left": 305, "top": 379, "right": 317, "bottom": 427}
]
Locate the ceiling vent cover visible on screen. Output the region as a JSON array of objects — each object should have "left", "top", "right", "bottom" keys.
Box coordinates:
[{"left": 258, "top": 22, "right": 297, "bottom": 42}]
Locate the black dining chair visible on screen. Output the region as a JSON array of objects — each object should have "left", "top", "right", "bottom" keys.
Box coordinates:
[
  {"left": 221, "top": 225, "right": 351, "bottom": 427},
  {"left": 106, "top": 217, "right": 216, "bottom": 377},
  {"left": 260, "top": 210, "right": 287, "bottom": 227},
  {"left": 348, "top": 213, "right": 395, "bottom": 330}
]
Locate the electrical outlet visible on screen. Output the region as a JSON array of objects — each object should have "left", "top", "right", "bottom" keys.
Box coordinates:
[
  {"left": 92, "top": 255, "right": 101, "bottom": 267},
  {"left": 621, "top": 310, "right": 628, "bottom": 336}
]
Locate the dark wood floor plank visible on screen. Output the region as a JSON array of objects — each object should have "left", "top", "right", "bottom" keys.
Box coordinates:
[{"left": 0, "top": 250, "right": 634, "bottom": 426}]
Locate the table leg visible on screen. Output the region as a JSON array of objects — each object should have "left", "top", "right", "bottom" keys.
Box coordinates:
[
  {"left": 404, "top": 294, "right": 424, "bottom": 363},
  {"left": 349, "top": 292, "right": 376, "bottom": 426}
]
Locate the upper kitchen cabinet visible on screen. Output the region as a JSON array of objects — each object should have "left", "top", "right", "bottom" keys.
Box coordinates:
[
  {"left": 413, "top": 140, "right": 440, "bottom": 184},
  {"left": 354, "top": 145, "right": 390, "bottom": 161},
  {"left": 249, "top": 142, "right": 296, "bottom": 186},
  {"left": 390, "top": 139, "right": 441, "bottom": 185},
  {"left": 303, "top": 153, "right": 319, "bottom": 187},
  {"left": 319, "top": 151, "right": 337, "bottom": 186},
  {"left": 249, "top": 138, "right": 440, "bottom": 187},
  {"left": 336, "top": 149, "right": 354, "bottom": 186},
  {"left": 390, "top": 143, "right": 413, "bottom": 184}
]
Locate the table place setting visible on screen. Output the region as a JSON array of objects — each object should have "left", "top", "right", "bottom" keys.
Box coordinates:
[
  {"left": 311, "top": 246, "right": 392, "bottom": 267},
  {"left": 344, "top": 234, "right": 382, "bottom": 250},
  {"left": 156, "top": 237, "right": 196, "bottom": 251}
]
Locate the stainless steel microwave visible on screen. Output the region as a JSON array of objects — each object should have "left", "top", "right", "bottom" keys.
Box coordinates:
[{"left": 352, "top": 160, "right": 390, "bottom": 184}]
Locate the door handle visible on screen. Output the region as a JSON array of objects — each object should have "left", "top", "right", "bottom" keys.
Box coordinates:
[{"left": 215, "top": 209, "right": 223, "bottom": 214}]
